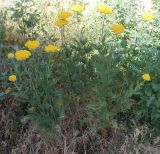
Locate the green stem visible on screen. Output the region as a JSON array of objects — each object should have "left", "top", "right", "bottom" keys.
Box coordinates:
[
  {"left": 14, "top": 82, "right": 21, "bottom": 91},
  {"left": 62, "top": 27, "right": 66, "bottom": 44},
  {"left": 100, "top": 15, "right": 106, "bottom": 42},
  {"left": 60, "top": 27, "right": 65, "bottom": 46}
]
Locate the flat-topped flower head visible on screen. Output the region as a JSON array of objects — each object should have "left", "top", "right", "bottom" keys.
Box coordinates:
[
  {"left": 58, "top": 11, "right": 72, "bottom": 19},
  {"left": 55, "top": 19, "right": 69, "bottom": 27},
  {"left": 7, "top": 53, "right": 14, "bottom": 59},
  {"left": 71, "top": 4, "right": 84, "bottom": 13},
  {"left": 111, "top": 24, "right": 125, "bottom": 35},
  {"left": 15, "top": 50, "right": 31, "bottom": 61},
  {"left": 8, "top": 74, "right": 16, "bottom": 82},
  {"left": 44, "top": 45, "right": 60, "bottom": 53},
  {"left": 142, "top": 73, "right": 151, "bottom": 81},
  {"left": 97, "top": 2, "right": 113, "bottom": 14},
  {"left": 142, "top": 12, "right": 154, "bottom": 21},
  {"left": 25, "top": 40, "right": 40, "bottom": 50}
]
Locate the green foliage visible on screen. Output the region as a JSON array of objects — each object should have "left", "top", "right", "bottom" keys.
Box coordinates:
[
  {"left": 6, "top": 34, "right": 95, "bottom": 137},
  {"left": 10, "top": 0, "right": 41, "bottom": 37},
  {"left": 130, "top": 48, "right": 160, "bottom": 134},
  {"left": 2, "top": 0, "right": 160, "bottom": 139},
  {"left": 87, "top": 40, "right": 138, "bottom": 129},
  {"left": 0, "top": 11, "right": 7, "bottom": 42},
  {"left": 8, "top": 50, "right": 66, "bottom": 137}
]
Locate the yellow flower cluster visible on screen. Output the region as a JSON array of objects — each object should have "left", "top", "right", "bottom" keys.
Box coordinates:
[
  {"left": 53, "top": 3, "right": 155, "bottom": 36},
  {"left": 111, "top": 24, "right": 125, "bottom": 35},
  {"left": 25, "top": 40, "right": 40, "bottom": 50},
  {"left": 142, "top": 73, "right": 151, "bottom": 81},
  {"left": 55, "top": 11, "right": 72, "bottom": 27},
  {"left": 55, "top": 4, "right": 85, "bottom": 27},
  {"left": 142, "top": 12, "right": 154, "bottom": 21},
  {"left": 15, "top": 50, "right": 31, "bottom": 61},
  {"left": 97, "top": 3, "right": 113, "bottom": 14},
  {"left": 44, "top": 45, "right": 60, "bottom": 53},
  {"left": 8, "top": 53, "right": 14, "bottom": 59},
  {"left": 58, "top": 11, "right": 72, "bottom": 19},
  {"left": 8, "top": 75, "right": 16, "bottom": 82},
  {"left": 71, "top": 4, "right": 84, "bottom": 13},
  {"left": 55, "top": 19, "right": 69, "bottom": 27}
]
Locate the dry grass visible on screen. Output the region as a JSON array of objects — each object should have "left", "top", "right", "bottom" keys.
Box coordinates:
[
  {"left": 0, "top": 97, "right": 160, "bottom": 154},
  {"left": 0, "top": 99, "right": 126, "bottom": 154},
  {"left": 120, "top": 127, "right": 160, "bottom": 154}
]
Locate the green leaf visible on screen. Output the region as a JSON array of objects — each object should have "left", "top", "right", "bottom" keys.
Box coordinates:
[{"left": 152, "top": 83, "right": 160, "bottom": 92}]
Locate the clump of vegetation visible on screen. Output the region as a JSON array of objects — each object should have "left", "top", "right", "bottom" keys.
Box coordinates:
[{"left": 1, "top": 0, "right": 160, "bottom": 153}]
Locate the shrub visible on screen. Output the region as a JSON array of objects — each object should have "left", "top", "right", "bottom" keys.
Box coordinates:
[{"left": 3, "top": 0, "right": 160, "bottom": 138}]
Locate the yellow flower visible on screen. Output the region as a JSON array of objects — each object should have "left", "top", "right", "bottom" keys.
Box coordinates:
[
  {"left": 54, "top": 19, "right": 69, "bottom": 27},
  {"left": 142, "top": 73, "right": 151, "bottom": 81},
  {"left": 44, "top": 45, "right": 60, "bottom": 53},
  {"left": 58, "top": 11, "right": 72, "bottom": 19},
  {"left": 142, "top": 12, "right": 154, "bottom": 21},
  {"left": 97, "top": 3, "right": 113, "bottom": 14},
  {"left": 71, "top": 4, "right": 84, "bottom": 13},
  {"left": 111, "top": 24, "right": 125, "bottom": 35},
  {"left": 8, "top": 75, "right": 16, "bottom": 82},
  {"left": 15, "top": 50, "right": 31, "bottom": 61},
  {"left": 7, "top": 53, "right": 14, "bottom": 59},
  {"left": 25, "top": 40, "right": 40, "bottom": 50}
]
